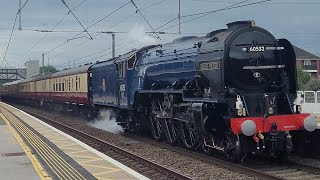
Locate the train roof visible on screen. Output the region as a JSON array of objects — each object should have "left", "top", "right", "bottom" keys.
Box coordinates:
[
  {"left": 33, "top": 74, "right": 52, "bottom": 81},
  {"left": 51, "top": 64, "right": 92, "bottom": 78},
  {"left": 2, "top": 79, "right": 21, "bottom": 86},
  {"left": 19, "top": 75, "right": 39, "bottom": 83},
  {"left": 114, "top": 50, "right": 138, "bottom": 63}
]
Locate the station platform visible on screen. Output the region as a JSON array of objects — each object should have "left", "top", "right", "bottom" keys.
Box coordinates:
[{"left": 0, "top": 102, "right": 149, "bottom": 180}]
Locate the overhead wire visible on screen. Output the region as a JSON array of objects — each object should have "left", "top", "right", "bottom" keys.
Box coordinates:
[
  {"left": 21, "top": 0, "right": 87, "bottom": 58},
  {"left": 56, "top": 42, "right": 129, "bottom": 68},
  {"left": 37, "top": 0, "right": 131, "bottom": 62},
  {"left": 130, "top": 0, "right": 161, "bottom": 40},
  {"left": 158, "top": 0, "right": 271, "bottom": 32},
  {"left": 20, "top": 28, "right": 206, "bottom": 35},
  {"left": 60, "top": 0, "right": 93, "bottom": 40},
  {"left": 181, "top": 0, "right": 249, "bottom": 18},
  {"left": 1, "top": 14, "right": 18, "bottom": 67},
  {"left": 149, "top": 0, "right": 248, "bottom": 34},
  {"left": 1, "top": 0, "right": 30, "bottom": 67},
  {"left": 18, "top": 0, "right": 30, "bottom": 13},
  {"left": 77, "top": 43, "right": 130, "bottom": 65},
  {"left": 191, "top": 0, "right": 320, "bottom": 4},
  {"left": 56, "top": 0, "right": 266, "bottom": 67},
  {"left": 71, "top": 0, "right": 131, "bottom": 40},
  {"left": 56, "top": 42, "right": 113, "bottom": 67},
  {"left": 152, "top": 0, "right": 248, "bottom": 32},
  {"left": 50, "top": 0, "right": 167, "bottom": 62}
]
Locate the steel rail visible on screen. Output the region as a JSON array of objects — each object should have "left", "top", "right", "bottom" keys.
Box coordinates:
[
  {"left": 16, "top": 105, "right": 320, "bottom": 180},
  {"left": 124, "top": 133, "right": 283, "bottom": 180},
  {"left": 126, "top": 133, "right": 320, "bottom": 180},
  {"left": 25, "top": 110, "right": 192, "bottom": 180}
]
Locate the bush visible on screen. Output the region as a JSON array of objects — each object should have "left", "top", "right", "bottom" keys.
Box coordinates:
[
  {"left": 297, "top": 67, "right": 311, "bottom": 90},
  {"left": 304, "top": 78, "right": 320, "bottom": 91}
]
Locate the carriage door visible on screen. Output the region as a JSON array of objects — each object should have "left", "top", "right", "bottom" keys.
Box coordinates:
[{"left": 118, "top": 61, "right": 127, "bottom": 107}]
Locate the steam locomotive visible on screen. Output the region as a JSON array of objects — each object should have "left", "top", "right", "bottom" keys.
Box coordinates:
[{"left": 1, "top": 20, "right": 318, "bottom": 160}]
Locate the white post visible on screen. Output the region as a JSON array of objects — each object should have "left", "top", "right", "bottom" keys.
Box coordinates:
[{"left": 112, "top": 33, "right": 115, "bottom": 58}]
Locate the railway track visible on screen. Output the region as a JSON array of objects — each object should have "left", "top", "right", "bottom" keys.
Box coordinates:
[
  {"left": 13, "top": 105, "right": 320, "bottom": 180},
  {"left": 247, "top": 161, "right": 320, "bottom": 180},
  {"left": 16, "top": 106, "right": 279, "bottom": 179},
  {"left": 23, "top": 110, "right": 192, "bottom": 180},
  {"left": 125, "top": 133, "right": 320, "bottom": 180}
]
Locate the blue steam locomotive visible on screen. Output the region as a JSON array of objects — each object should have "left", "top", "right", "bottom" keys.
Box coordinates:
[{"left": 2, "top": 20, "right": 318, "bottom": 160}]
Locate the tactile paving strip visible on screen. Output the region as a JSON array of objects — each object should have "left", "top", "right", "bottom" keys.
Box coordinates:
[
  {"left": 0, "top": 114, "right": 6, "bottom": 125},
  {"left": 1, "top": 107, "right": 96, "bottom": 180},
  {"left": 1, "top": 103, "right": 145, "bottom": 180}
]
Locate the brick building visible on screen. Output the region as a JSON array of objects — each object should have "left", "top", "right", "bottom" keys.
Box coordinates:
[{"left": 294, "top": 46, "right": 320, "bottom": 78}]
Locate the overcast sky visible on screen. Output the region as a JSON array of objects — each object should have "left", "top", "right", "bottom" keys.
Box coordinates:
[{"left": 0, "top": 0, "right": 319, "bottom": 69}]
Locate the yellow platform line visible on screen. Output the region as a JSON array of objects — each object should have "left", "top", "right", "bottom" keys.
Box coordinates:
[
  {"left": 2, "top": 105, "right": 136, "bottom": 180},
  {"left": 0, "top": 113, "right": 52, "bottom": 180},
  {"left": 6, "top": 113, "right": 66, "bottom": 179},
  {"left": 2, "top": 109, "right": 85, "bottom": 180},
  {"left": 7, "top": 113, "right": 83, "bottom": 180},
  {"left": 6, "top": 112, "right": 83, "bottom": 180},
  {"left": 11, "top": 113, "right": 89, "bottom": 180}
]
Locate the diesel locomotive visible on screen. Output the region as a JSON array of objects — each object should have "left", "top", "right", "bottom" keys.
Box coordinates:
[{"left": 1, "top": 20, "right": 318, "bottom": 160}]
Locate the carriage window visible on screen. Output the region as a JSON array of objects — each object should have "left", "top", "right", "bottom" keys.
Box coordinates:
[
  {"left": 76, "top": 76, "right": 78, "bottom": 91},
  {"left": 127, "top": 54, "right": 136, "bottom": 70},
  {"left": 305, "top": 91, "right": 315, "bottom": 103}
]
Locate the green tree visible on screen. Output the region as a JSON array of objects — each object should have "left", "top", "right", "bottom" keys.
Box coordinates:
[
  {"left": 297, "top": 67, "right": 311, "bottom": 90},
  {"left": 40, "top": 65, "right": 58, "bottom": 75},
  {"left": 304, "top": 78, "right": 320, "bottom": 91}
]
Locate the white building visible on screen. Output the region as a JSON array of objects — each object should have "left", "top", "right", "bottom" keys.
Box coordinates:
[{"left": 25, "top": 60, "right": 39, "bottom": 78}]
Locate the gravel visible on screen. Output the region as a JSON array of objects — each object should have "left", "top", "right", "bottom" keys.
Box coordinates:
[{"left": 12, "top": 104, "right": 259, "bottom": 180}]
